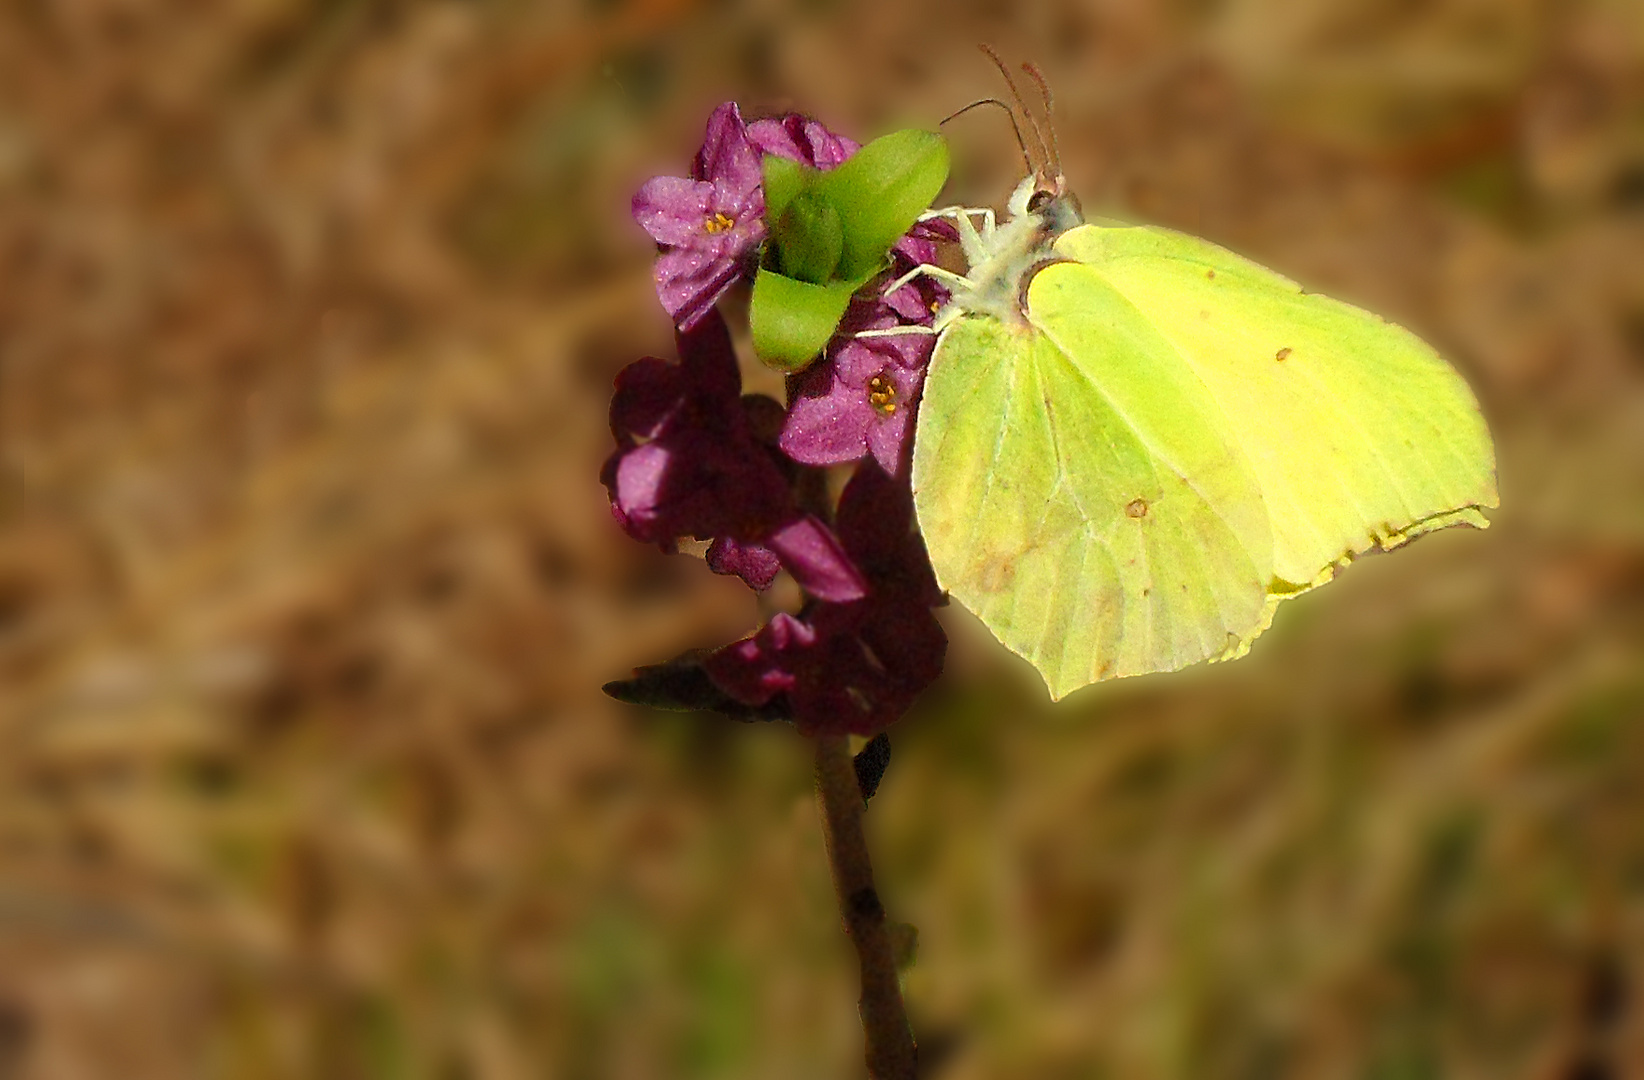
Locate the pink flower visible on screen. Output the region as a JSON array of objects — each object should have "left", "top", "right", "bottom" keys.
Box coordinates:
[
  {"left": 632, "top": 103, "right": 768, "bottom": 330},
  {"left": 779, "top": 223, "right": 952, "bottom": 475},
  {"left": 632, "top": 104, "right": 861, "bottom": 331},
  {"left": 703, "top": 461, "right": 945, "bottom": 736}
]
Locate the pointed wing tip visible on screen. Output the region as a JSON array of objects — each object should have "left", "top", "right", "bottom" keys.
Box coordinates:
[{"left": 1041, "top": 662, "right": 1121, "bottom": 703}]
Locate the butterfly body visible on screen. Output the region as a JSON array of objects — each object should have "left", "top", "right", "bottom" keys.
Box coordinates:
[
  {"left": 911, "top": 184, "right": 1498, "bottom": 699},
  {"left": 935, "top": 177, "right": 1081, "bottom": 328}
]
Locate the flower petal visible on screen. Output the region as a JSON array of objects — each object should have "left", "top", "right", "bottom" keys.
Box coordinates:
[
  {"left": 609, "top": 356, "right": 686, "bottom": 443},
  {"left": 632, "top": 176, "right": 716, "bottom": 245},
  {"left": 654, "top": 244, "right": 751, "bottom": 331},
  {"left": 766, "top": 515, "right": 866, "bottom": 602},
  {"left": 748, "top": 115, "right": 860, "bottom": 170},
  {"left": 610, "top": 442, "right": 674, "bottom": 539},
  {"left": 865, "top": 404, "right": 914, "bottom": 476},
  {"left": 779, "top": 359, "right": 876, "bottom": 467},
  {"left": 703, "top": 612, "right": 817, "bottom": 705},
  {"left": 834, "top": 458, "right": 943, "bottom": 607},
  {"left": 694, "top": 102, "right": 763, "bottom": 206},
  {"left": 676, "top": 305, "right": 744, "bottom": 407}
]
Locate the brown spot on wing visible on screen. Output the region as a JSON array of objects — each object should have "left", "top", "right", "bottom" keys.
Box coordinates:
[
  {"left": 1275, "top": 347, "right": 1292, "bottom": 361},
  {"left": 977, "top": 554, "right": 1017, "bottom": 594},
  {"left": 1125, "top": 498, "right": 1148, "bottom": 518}
]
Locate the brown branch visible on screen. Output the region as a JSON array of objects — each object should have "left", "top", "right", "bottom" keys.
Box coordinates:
[{"left": 814, "top": 734, "right": 917, "bottom": 1079}]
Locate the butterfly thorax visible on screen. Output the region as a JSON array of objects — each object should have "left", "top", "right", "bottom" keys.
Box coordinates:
[{"left": 947, "top": 174, "right": 1083, "bottom": 329}]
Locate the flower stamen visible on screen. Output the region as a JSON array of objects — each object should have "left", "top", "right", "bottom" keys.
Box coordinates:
[
  {"left": 703, "top": 211, "right": 735, "bottom": 234},
  {"left": 867, "top": 372, "right": 898, "bottom": 416}
]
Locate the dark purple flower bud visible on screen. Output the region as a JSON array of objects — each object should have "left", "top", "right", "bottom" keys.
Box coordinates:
[
  {"left": 603, "top": 310, "right": 794, "bottom": 546},
  {"left": 703, "top": 611, "right": 815, "bottom": 703},
  {"left": 632, "top": 103, "right": 768, "bottom": 330},
  {"left": 831, "top": 456, "right": 944, "bottom": 610},
  {"left": 703, "top": 461, "right": 945, "bottom": 736},
  {"left": 747, "top": 114, "right": 860, "bottom": 170},
  {"left": 705, "top": 536, "right": 782, "bottom": 593},
  {"left": 704, "top": 604, "right": 942, "bottom": 736},
  {"left": 603, "top": 310, "right": 870, "bottom": 599}
]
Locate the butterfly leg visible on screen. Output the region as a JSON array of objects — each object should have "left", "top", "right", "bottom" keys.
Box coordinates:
[
  {"left": 918, "top": 205, "right": 996, "bottom": 236},
  {"left": 853, "top": 325, "right": 939, "bottom": 340},
  {"left": 918, "top": 206, "right": 994, "bottom": 264},
  {"left": 871, "top": 262, "right": 974, "bottom": 339},
  {"left": 882, "top": 262, "right": 973, "bottom": 299}
]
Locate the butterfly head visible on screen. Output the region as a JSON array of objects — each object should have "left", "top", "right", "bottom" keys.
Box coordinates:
[
  {"left": 969, "top": 47, "right": 1082, "bottom": 238},
  {"left": 1009, "top": 172, "right": 1083, "bottom": 237}
]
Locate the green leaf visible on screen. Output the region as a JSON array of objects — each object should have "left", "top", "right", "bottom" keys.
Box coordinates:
[
  {"left": 815, "top": 129, "right": 949, "bottom": 280},
  {"left": 761, "top": 154, "right": 806, "bottom": 227},
  {"left": 772, "top": 190, "right": 843, "bottom": 284},
  {"left": 750, "top": 270, "right": 861, "bottom": 372}
]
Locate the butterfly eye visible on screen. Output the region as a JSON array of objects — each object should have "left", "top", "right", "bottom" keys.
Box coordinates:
[{"left": 1026, "top": 189, "right": 1054, "bottom": 213}]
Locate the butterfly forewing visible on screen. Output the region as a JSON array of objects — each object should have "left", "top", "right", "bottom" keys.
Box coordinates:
[{"left": 1051, "top": 224, "right": 1498, "bottom": 586}]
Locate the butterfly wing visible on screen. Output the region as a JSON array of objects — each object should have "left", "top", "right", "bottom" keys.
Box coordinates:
[
  {"left": 1047, "top": 224, "right": 1498, "bottom": 587},
  {"left": 912, "top": 314, "right": 1273, "bottom": 699},
  {"left": 911, "top": 222, "right": 1497, "bottom": 700}
]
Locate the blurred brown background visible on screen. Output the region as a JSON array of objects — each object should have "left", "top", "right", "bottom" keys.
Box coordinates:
[{"left": 2, "top": 0, "right": 1643, "bottom": 1077}]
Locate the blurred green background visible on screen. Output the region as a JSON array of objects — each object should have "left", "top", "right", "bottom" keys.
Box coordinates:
[{"left": 2, "top": 0, "right": 1643, "bottom": 1077}]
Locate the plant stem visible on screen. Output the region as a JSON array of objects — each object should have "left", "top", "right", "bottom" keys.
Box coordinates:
[{"left": 814, "top": 734, "right": 917, "bottom": 1079}]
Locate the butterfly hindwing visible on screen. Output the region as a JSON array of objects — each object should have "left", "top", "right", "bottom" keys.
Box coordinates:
[{"left": 913, "top": 315, "right": 1271, "bottom": 699}]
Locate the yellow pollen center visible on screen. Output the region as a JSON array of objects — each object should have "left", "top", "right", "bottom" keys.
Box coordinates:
[
  {"left": 867, "top": 373, "right": 897, "bottom": 416},
  {"left": 703, "top": 211, "right": 734, "bottom": 234}
]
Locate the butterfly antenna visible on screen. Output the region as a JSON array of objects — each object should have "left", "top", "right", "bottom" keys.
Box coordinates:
[
  {"left": 940, "top": 97, "right": 1034, "bottom": 177},
  {"left": 979, "top": 44, "right": 1049, "bottom": 174},
  {"left": 1021, "top": 62, "right": 1062, "bottom": 178}
]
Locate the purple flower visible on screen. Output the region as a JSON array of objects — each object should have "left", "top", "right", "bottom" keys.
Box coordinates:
[
  {"left": 703, "top": 461, "right": 946, "bottom": 736},
  {"left": 748, "top": 114, "right": 859, "bottom": 170},
  {"left": 829, "top": 455, "right": 944, "bottom": 612},
  {"left": 779, "top": 222, "right": 953, "bottom": 475},
  {"left": 632, "top": 103, "right": 768, "bottom": 331},
  {"left": 611, "top": 101, "right": 957, "bottom": 736},
  {"left": 602, "top": 310, "right": 867, "bottom": 602},
  {"left": 603, "top": 309, "right": 781, "bottom": 542},
  {"left": 632, "top": 105, "right": 861, "bottom": 331},
  {"left": 780, "top": 326, "right": 929, "bottom": 476}
]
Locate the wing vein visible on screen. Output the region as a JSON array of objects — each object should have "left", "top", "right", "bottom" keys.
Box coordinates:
[{"left": 1032, "top": 310, "right": 1270, "bottom": 576}]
